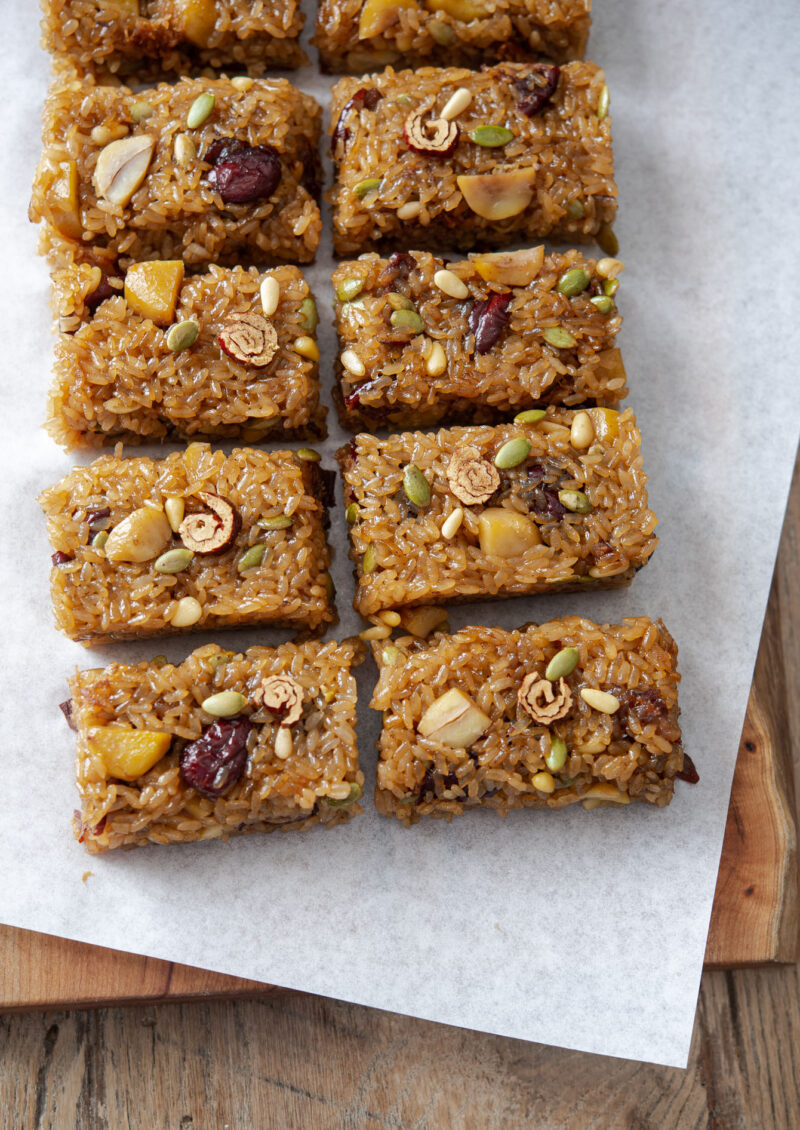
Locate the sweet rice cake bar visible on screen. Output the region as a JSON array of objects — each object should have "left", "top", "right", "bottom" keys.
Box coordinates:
[
  {"left": 40, "top": 444, "right": 336, "bottom": 643},
  {"left": 332, "top": 247, "right": 625, "bottom": 430},
  {"left": 330, "top": 62, "right": 615, "bottom": 255},
  {"left": 316, "top": 0, "right": 590, "bottom": 75},
  {"left": 42, "top": 2, "right": 307, "bottom": 80},
  {"left": 30, "top": 74, "right": 321, "bottom": 270},
  {"left": 49, "top": 262, "right": 325, "bottom": 447},
  {"left": 66, "top": 639, "right": 364, "bottom": 852},
  {"left": 371, "top": 617, "right": 691, "bottom": 823},
  {"left": 338, "top": 408, "right": 657, "bottom": 617}
]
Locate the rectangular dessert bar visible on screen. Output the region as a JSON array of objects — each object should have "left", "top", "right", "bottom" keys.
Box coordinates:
[
  {"left": 371, "top": 617, "right": 688, "bottom": 824},
  {"left": 330, "top": 62, "right": 615, "bottom": 256},
  {"left": 67, "top": 639, "right": 364, "bottom": 852},
  {"left": 49, "top": 262, "right": 325, "bottom": 447},
  {"left": 42, "top": 1, "right": 307, "bottom": 80},
  {"left": 332, "top": 247, "right": 625, "bottom": 431},
  {"left": 39, "top": 444, "right": 336, "bottom": 643},
  {"left": 316, "top": 0, "right": 590, "bottom": 75},
  {"left": 338, "top": 408, "right": 658, "bottom": 617},
  {"left": 30, "top": 74, "right": 321, "bottom": 270}
]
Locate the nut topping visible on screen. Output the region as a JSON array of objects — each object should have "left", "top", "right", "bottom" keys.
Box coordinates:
[
  {"left": 447, "top": 447, "right": 500, "bottom": 506},
  {"left": 178, "top": 492, "right": 240, "bottom": 555},
  {"left": 253, "top": 674, "right": 304, "bottom": 726},
  {"left": 218, "top": 312, "right": 278, "bottom": 368},
  {"left": 403, "top": 107, "right": 459, "bottom": 156},
  {"left": 93, "top": 134, "right": 155, "bottom": 207},
  {"left": 518, "top": 675, "right": 573, "bottom": 724}
]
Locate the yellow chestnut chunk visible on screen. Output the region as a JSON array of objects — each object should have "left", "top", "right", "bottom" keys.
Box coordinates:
[
  {"left": 174, "top": 0, "right": 217, "bottom": 46},
  {"left": 45, "top": 160, "right": 82, "bottom": 241},
  {"left": 124, "top": 260, "right": 185, "bottom": 326},
  {"left": 418, "top": 688, "right": 490, "bottom": 748},
  {"left": 87, "top": 727, "right": 172, "bottom": 782},
  {"left": 478, "top": 508, "right": 542, "bottom": 557},
  {"left": 581, "top": 782, "right": 631, "bottom": 809},
  {"left": 105, "top": 506, "right": 172, "bottom": 563},
  {"left": 399, "top": 605, "right": 449, "bottom": 638},
  {"left": 359, "top": 0, "right": 419, "bottom": 39},
  {"left": 587, "top": 405, "right": 620, "bottom": 442},
  {"left": 472, "top": 246, "right": 545, "bottom": 286},
  {"left": 457, "top": 168, "right": 538, "bottom": 221},
  {"left": 424, "top": 0, "right": 489, "bottom": 19}
]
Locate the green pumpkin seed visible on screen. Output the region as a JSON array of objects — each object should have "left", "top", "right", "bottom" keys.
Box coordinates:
[
  {"left": 514, "top": 408, "right": 546, "bottom": 425},
  {"left": 298, "top": 296, "right": 318, "bottom": 333},
  {"left": 296, "top": 448, "right": 321, "bottom": 462},
  {"left": 324, "top": 571, "right": 335, "bottom": 600},
  {"left": 237, "top": 543, "right": 266, "bottom": 572},
  {"left": 597, "top": 84, "right": 610, "bottom": 122},
  {"left": 555, "top": 775, "right": 577, "bottom": 789},
  {"left": 603, "top": 278, "right": 619, "bottom": 297},
  {"left": 543, "top": 326, "right": 577, "bottom": 349},
  {"left": 258, "top": 515, "right": 292, "bottom": 530},
  {"left": 354, "top": 177, "right": 382, "bottom": 198},
  {"left": 130, "top": 100, "right": 153, "bottom": 123},
  {"left": 493, "top": 436, "right": 532, "bottom": 469},
  {"left": 566, "top": 198, "right": 585, "bottom": 219},
  {"left": 429, "top": 19, "right": 456, "bottom": 46},
  {"left": 201, "top": 690, "right": 247, "bottom": 717},
  {"left": 324, "top": 782, "right": 362, "bottom": 808},
  {"left": 597, "top": 224, "right": 619, "bottom": 257},
  {"left": 381, "top": 645, "right": 401, "bottom": 666},
  {"left": 166, "top": 320, "right": 199, "bottom": 352},
  {"left": 186, "top": 92, "right": 215, "bottom": 129},
  {"left": 590, "top": 296, "right": 614, "bottom": 314},
  {"left": 558, "top": 489, "right": 592, "bottom": 514},
  {"left": 470, "top": 124, "right": 514, "bottom": 147},
  {"left": 403, "top": 463, "right": 431, "bottom": 507},
  {"left": 154, "top": 547, "right": 194, "bottom": 574},
  {"left": 208, "top": 650, "right": 235, "bottom": 672},
  {"left": 150, "top": 654, "right": 167, "bottom": 667},
  {"left": 386, "top": 292, "right": 414, "bottom": 311},
  {"left": 545, "top": 646, "right": 580, "bottom": 682},
  {"left": 362, "top": 544, "right": 377, "bottom": 574},
  {"left": 556, "top": 268, "right": 590, "bottom": 297},
  {"left": 390, "top": 308, "right": 425, "bottom": 334},
  {"left": 91, "top": 530, "right": 109, "bottom": 550},
  {"left": 546, "top": 737, "right": 568, "bottom": 773},
  {"left": 336, "top": 277, "right": 364, "bottom": 303},
  {"left": 345, "top": 503, "right": 360, "bottom": 524}
]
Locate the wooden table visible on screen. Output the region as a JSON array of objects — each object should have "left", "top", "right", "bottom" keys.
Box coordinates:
[{"left": 2, "top": 458, "right": 798, "bottom": 1128}]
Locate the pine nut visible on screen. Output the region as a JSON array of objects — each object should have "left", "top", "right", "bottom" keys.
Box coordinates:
[
  {"left": 425, "top": 340, "right": 447, "bottom": 376},
  {"left": 260, "top": 275, "right": 280, "bottom": 316},
  {"left": 531, "top": 771, "right": 555, "bottom": 794},
  {"left": 397, "top": 201, "right": 422, "bottom": 220},
  {"left": 231, "top": 76, "right": 254, "bottom": 92},
  {"left": 170, "top": 596, "right": 203, "bottom": 627},
  {"left": 341, "top": 349, "right": 365, "bottom": 377},
  {"left": 596, "top": 257, "right": 625, "bottom": 279},
  {"left": 174, "top": 134, "right": 196, "bottom": 167},
  {"left": 440, "top": 507, "right": 464, "bottom": 539},
  {"left": 164, "top": 496, "right": 185, "bottom": 532},
  {"left": 570, "top": 411, "right": 595, "bottom": 449},
  {"left": 433, "top": 269, "right": 470, "bottom": 299},
  {"left": 294, "top": 336, "right": 320, "bottom": 361},
  {"left": 360, "top": 625, "right": 392, "bottom": 641},
  {"left": 378, "top": 610, "right": 402, "bottom": 626},
  {"left": 580, "top": 687, "right": 621, "bottom": 714},
  {"left": 440, "top": 87, "right": 472, "bottom": 121},
  {"left": 275, "top": 727, "right": 293, "bottom": 760}
]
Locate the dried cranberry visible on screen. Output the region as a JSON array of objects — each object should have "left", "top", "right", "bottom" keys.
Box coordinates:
[
  {"left": 514, "top": 65, "right": 560, "bottom": 116},
  {"left": 468, "top": 293, "right": 512, "bottom": 354},
  {"left": 51, "top": 551, "right": 74, "bottom": 566},
  {"left": 60, "top": 699, "right": 77, "bottom": 731},
  {"left": 180, "top": 718, "right": 253, "bottom": 799},
  {"left": 331, "top": 88, "right": 383, "bottom": 156},
  {"left": 84, "top": 276, "right": 116, "bottom": 315},
  {"left": 206, "top": 138, "right": 282, "bottom": 204},
  {"left": 677, "top": 753, "right": 700, "bottom": 784}
]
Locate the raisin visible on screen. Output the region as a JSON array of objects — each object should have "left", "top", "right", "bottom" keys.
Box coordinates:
[
  {"left": 514, "top": 65, "right": 560, "bottom": 116},
  {"left": 617, "top": 688, "right": 682, "bottom": 744},
  {"left": 377, "top": 252, "right": 415, "bottom": 290},
  {"left": 468, "top": 292, "right": 512, "bottom": 354},
  {"left": 205, "top": 138, "right": 282, "bottom": 204},
  {"left": 85, "top": 505, "right": 111, "bottom": 534},
  {"left": 51, "top": 551, "right": 74, "bottom": 566},
  {"left": 60, "top": 699, "right": 77, "bottom": 731},
  {"left": 331, "top": 88, "right": 383, "bottom": 156},
  {"left": 179, "top": 718, "right": 253, "bottom": 799},
  {"left": 677, "top": 753, "right": 700, "bottom": 784},
  {"left": 85, "top": 276, "right": 116, "bottom": 315}
]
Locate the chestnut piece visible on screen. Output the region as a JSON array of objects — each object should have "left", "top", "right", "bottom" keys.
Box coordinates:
[{"left": 178, "top": 492, "right": 241, "bottom": 556}]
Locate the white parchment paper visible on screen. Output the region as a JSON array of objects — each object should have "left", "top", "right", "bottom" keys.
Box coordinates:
[{"left": 1, "top": 1, "right": 798, "bottom": 1068}]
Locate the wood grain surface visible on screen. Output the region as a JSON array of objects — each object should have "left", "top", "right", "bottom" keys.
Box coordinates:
[{"left": 1, "top": 456, "right": 798, "bottom": 1129}]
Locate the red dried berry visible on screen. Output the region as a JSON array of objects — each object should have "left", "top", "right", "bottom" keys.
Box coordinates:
[
  {"left": 180, "top": 718, "right": 253, "bottom": 799},
  {"left": 468, "top": 292, "right": 512, "bottom": 354},
  {"left": 677, "top": 753, "right": 700, "bottom": 784},
  {"left": 331, "top": 88, "right": 383, "bottom": 156},
  {"left": 515, "top": 65, "right": 560, "bottom": 116},
  {"left": 206, "top": 138, "right": 282, "bottom": 204}
]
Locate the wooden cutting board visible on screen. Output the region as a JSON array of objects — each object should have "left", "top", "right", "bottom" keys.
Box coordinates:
[{"left": 0, "top": 584, "right": 796, "bottom": 1010}]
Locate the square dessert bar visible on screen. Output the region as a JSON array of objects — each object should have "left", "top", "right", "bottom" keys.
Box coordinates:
[
  {"left": 330, "top": 62, "right": 615, "bottom": 255},
  {"left": 371, "top": 617, "right": 688, "bottom": 824},
  {"left": 67, "top": 639, "right": 364, "bottom": 852},
  {"left": 40, "top": 444, "right": 336, "bottom": 643},
  {"left": 49, "top": 262, "right": 325, "bottom": 447},
  {"left": 332, "top": 247, "right": 625, "bottom": 431},
  {"left": 316, "top": 0, "right": 590, "bottom": 75},
  {"left": 42, "top": 1, "right": 307, "bottom": 80},
  {"left": 338, "top": 408, "right": 658, "bottom": 617},
  {"left": 30, "top": 74, "right": 321, "bottom": 270}
]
